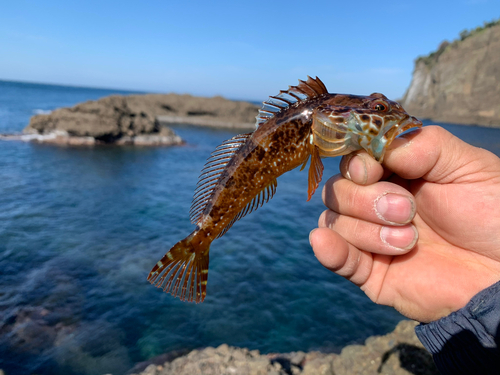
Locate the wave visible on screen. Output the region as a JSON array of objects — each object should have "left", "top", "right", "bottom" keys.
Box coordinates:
[
  {"left": 0, "top": 130, "right": 68, "bottom": 141},
  {"left": 33, "top": 109, "right": 52, "bottom": 115}
]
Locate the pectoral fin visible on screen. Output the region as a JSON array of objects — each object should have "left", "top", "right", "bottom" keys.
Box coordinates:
[{"left": 307, "top": 144, "right": 324, "bottom": 201}]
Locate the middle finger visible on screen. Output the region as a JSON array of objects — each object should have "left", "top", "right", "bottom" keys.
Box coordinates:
[{"left": 319, "top": 210, "right": 418, "bottom": 254}]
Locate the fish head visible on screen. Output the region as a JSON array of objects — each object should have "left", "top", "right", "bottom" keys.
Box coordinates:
[
  {"left": 346, "top": 93, "right": 422, "bottom": 162},
  {"left": 312, "top": 93, "right": 422, "bottom": 162}
]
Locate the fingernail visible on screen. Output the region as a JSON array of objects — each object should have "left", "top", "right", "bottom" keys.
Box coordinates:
[
  {"left": 380, "top": 225, "right": 418, "bottom": 251},
  {"left": 375, "top": 193, "right": 415, "bottom": 224},
  {"left": 342, "top": 153, "right": 354, "bottom": 180},
  {"left": 348, "top": 154, "right": 367, "bottom": 184},
  {"left": 309, "top": 229, "right": 316, "bottom": 247}
]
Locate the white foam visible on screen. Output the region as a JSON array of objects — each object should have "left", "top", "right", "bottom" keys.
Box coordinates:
[
  {"left": 33, "top": 109, "right": 52, "bottom": 115},
  {"left": 0, "top": 130, "right": 68, "bottom": 142}
]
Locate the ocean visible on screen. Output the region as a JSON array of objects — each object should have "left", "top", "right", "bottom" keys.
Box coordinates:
[{"left": 1, "top": 80, "right": 500, "bottom": 375}]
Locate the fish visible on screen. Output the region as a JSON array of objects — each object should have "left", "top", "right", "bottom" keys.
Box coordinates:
[{"left": 148, "top": 76, "right": 422, "bottom": 303}]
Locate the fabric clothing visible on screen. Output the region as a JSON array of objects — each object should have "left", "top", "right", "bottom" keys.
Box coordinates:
[{"left": 415, "top": 280, "right": 500, "bottom": 374}]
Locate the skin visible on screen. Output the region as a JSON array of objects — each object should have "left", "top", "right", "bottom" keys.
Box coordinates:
[{"left": 309, "top": 125, "right": 500, "bottom": 323}]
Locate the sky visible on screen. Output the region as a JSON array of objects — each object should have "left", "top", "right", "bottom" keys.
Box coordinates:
[{"left": 1, "top": 0, "right": 499, "bottom": 102}]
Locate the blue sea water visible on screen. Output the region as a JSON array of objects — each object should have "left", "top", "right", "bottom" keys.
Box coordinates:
[{"left": 1, "top": 80, "right": 500, "bottom": 375}]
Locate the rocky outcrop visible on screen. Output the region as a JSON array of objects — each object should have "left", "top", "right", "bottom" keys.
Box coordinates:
[
  {"left": 18, "top": 93, "right": 259, "bottom": 146},
  {"left": 130, "top": 320, "right": 438, "bottom": 375},
  {"left": 145, "top": 93, "right": 259, "bottom": 129},
  {"left": 21, "top": 95, "right": 183, "bottom": 146},
  {"left": 401, "top": 20, "right": 500, "bottom": 127}
]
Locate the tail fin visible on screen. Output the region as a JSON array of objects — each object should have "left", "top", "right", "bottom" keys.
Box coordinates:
[{"left": 148, "top": 234, "right": 210, "bottom": 303}]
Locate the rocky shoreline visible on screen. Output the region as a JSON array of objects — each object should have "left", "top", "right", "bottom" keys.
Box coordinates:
[
  {"left": 0, "top": 127, "right": 184, "bottom": 146},
  {"left": 128, "top": 320, "right": 438, "bottom": 375},
  {"left": 1, "top": 92, "right": 259, "bottom": 146},
  {"left": 0, "top": 313, "right": 439, "bottom": 375}
]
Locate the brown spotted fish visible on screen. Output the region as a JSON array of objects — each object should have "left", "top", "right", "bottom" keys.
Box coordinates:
[{"left": 148, "top": 76, "right": 422, "bottom": 302}]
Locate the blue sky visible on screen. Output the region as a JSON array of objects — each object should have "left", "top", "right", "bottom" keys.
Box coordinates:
[{"left": 1, "top": 0, "right": 499, "bottom": 101}]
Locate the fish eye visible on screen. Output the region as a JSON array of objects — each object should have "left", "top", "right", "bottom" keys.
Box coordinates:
[{"left": 372, "top": 101, "right": 389, "bottom": 112}]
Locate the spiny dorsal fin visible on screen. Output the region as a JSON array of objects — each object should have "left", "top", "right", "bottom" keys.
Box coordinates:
[
  {"left": 190, "top": 133, "right": 252, "bottom": 224},
  {"left": 216, "top": 178, "right": 278, "bottom": 239},
  {"left": 255, "top": 76, "right": 328, "bottom": 128}
]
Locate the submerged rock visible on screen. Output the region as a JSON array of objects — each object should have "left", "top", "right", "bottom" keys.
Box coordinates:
[{"left": 129, "top": 320, "right": 439, "bottom": 375}]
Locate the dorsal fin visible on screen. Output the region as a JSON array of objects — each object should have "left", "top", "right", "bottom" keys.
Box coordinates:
[
  {"left": 190, "top": 133, "right": 252, "bottom": 224},
  {"left": 255, "top": 76, "right": 328, "bottom": 128}
]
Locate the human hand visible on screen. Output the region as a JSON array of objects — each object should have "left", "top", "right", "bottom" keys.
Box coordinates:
[{"left": 310, "top": 125, "right": 500, "bottom": 322}]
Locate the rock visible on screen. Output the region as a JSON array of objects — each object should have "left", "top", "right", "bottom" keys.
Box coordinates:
[
  {"left": 124, "top": 134, "right": 183, "bottom": 146},
  {"left": 130, "top": 320, "right": 438, "bottom": 375},
  {"left": 289, "top": 351, "right": 306, "bottom": 366},
  {"left": 21, "top": 94, "right": 186, "bottom": 146},
  {"left": 17, "top": 92, "right": 259, "bottom": 146},
  {"left": 0, "top": 306, "right": 73, "bottom": 355},
  {"left": 1, "top": 129, "right": 182, "bottom": 146},
  {"left": 333, "top": 320, "right": 439, "bottom": 375},
  {"left": 301, "top": 352, "right": 336, "bottom": 375},
  {"left": 26, "top": 95, "right": 157, "bottom": 140},
  {"left": 401, "top": 20, "right": 500, "bottom": 127},
  {"left": 129, "top": 344, "right": 289, "bottom": 375},
  {"left": 127, "top": 349, "right": 191, "bottom": 374},
  {"left": 0, "top": 130, "right": 97, "bottom": 145},
  {"left": 142, "top": 364, "right": 159, "bottom": 375},
  {"left": 121, "top": 93, "right": 259, "bottom": 130}
]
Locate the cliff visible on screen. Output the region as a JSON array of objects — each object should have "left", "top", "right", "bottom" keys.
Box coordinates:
[{"left": 401, "top": 20, "right": 500, "bottom": 127}]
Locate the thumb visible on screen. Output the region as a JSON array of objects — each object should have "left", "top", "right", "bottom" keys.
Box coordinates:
[{"left": 383, "top": 125, "right": 500, "bottom": 183}]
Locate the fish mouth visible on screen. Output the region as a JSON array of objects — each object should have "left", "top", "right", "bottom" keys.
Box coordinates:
[
  {"left": 370, "top": 115, "right": 422, "bottom": 162},
  {"left": 385, "top": 115, "right": 423, "bottom": 145}
]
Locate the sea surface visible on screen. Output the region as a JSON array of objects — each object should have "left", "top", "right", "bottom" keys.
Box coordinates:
[{"left": 1, "top": 80, "right": 500, "bottom": 375}]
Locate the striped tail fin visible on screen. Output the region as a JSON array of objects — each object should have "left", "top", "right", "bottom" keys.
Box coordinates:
[{"left": 148, "top": 234, "right": 210, "bottom": 303}]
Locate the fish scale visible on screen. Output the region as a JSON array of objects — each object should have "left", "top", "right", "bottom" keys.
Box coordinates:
[{"left": 148, "top": 76, "right": 422, "bottom": 303}]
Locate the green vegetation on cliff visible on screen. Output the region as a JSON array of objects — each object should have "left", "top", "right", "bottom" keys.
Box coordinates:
[
  {"left": 402, "top": 18, "right": 500, "bottom": 127},
  {"left": 416, "top": 18, "right": 500, "bottom": 67}
]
